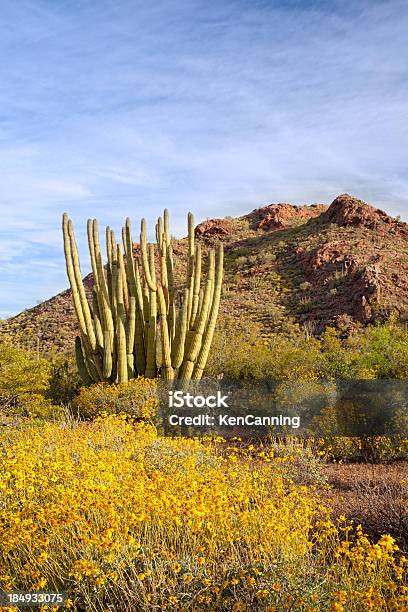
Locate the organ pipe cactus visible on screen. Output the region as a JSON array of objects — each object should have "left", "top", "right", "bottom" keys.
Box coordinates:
[{"left": 62, "top": 210, "right": 223, "bottom": 384}]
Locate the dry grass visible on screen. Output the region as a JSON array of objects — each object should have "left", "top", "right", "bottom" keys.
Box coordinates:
[{"left": 323, "top": 462, "right": 408, "bottom": 553}]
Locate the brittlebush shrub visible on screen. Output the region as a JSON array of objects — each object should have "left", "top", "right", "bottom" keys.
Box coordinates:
[
  {"left": 315, "top": 436, "right": 408, "bottom": 463},
  {"left": 0, "top": 415, "right": 406, "bottom": 611},
  {"left": 72, "top": 377, "right": 157, "bottom": 420},
  {"left": 0, "top": 340, "right": 55, "bottom": 418}
]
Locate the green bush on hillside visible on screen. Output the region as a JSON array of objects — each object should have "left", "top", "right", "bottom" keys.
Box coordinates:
[
  {"left": 206, "top": 317, "right": 408, "bottom": 380},
  {"left": 0, "top": 341, "right": 55, "bottom": 418}
]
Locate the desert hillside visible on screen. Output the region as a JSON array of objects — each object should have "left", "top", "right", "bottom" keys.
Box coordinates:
[{"left": 2, "top": 193, "right": 408, "bottom": 353}]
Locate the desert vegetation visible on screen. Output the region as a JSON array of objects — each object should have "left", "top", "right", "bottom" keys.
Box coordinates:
[
  {"left": 1, "top": 197, "right": 408, "bottom": 610},
  {"left": 1, "top": 317, "right": 408, "bottom": 609},
  {"left": 62, "top": 209, "right": 223, "bottom": 384},
  {"left": 0, "top": 412, "right": 407, "bottom": 611}
]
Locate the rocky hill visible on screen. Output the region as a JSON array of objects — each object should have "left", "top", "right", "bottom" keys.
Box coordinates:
[{"left": 2, "top": 194, "right": 408, "bottom": 354}]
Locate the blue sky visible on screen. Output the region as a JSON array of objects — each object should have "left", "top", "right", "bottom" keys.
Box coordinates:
[{"left": 1, "top": 0, "right": 407, "bottom": 317}]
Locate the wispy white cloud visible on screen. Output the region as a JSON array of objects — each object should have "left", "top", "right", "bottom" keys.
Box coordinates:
[{"left": 0, "top": 0, "right": 407, "bottom": 316}]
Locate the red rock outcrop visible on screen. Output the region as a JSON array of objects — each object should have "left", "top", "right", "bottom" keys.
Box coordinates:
[
  {"left": 251, "top": 203, "right": 327, "bottom": 231},
  {"left": 294, "top": 237, "right": 384, "bottom": 327},
  {"left": 294, "top": 243, "right": 356, "bottom": 276},
  {"left": 194, "top": 218, "right": 231, "bottom": 241},
  {"left": 324, "top": 194, "right": 408, "bottom": 235},
  {"left": 349, "top": 264, "right": 382, "bottom": 323}
]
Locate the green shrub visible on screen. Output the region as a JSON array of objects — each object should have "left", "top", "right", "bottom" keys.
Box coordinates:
[
  {"left": 298, "top": 296, "right": 313, "bottom": 313},
  {"left": 258, "top": 251, "right": 276, "bottom": 264},
  {"left": 347, "top": 319, "right": 408, "bottom": 378},
  {"left": 46, "top": 354, "right": 82, "bottom": 405},
  {"left": 72, "top": 377, "right": 158, "bottom": 420},
  {"left": 207, "top": 318, "right": 408, "bottom": 382},
  {"left": 205, "top": 318, "right": 271, "bottom": 379},
  {"left": 0, "top": 341, "right": 54, "bottom": 418},
  {"left": 235, "top": 256, "right": 248, "bottom": 266}
]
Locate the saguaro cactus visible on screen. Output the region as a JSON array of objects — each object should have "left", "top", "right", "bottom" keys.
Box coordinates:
[{"left": 62, "top": 210, "right": 223, "bottom": 384}]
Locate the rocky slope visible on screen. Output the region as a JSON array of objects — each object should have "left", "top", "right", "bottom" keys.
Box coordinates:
[{"left": 2, "top": 194, "right": 408, "bottom": 353}]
